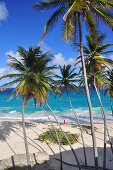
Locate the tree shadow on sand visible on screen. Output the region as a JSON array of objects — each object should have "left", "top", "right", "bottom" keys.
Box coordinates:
[
  {"left": 0, "top": 121, "right": 58, "bottom": 155},
  {"left": 49, "top": 146, "right": 113, "bottom": 170},
  {"left": 0, "top": 121, "right": 113, "bottom": 169},
  {"left": 0, "top": 121, "right": 36, "bottom": 155},
  {"left": 0, "top": 121, "right": 35, "bottom": 141}
]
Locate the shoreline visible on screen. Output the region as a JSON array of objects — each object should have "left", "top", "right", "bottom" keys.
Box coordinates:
[{"left": 0, "top": 117, "right": 113, "bottom": 124}]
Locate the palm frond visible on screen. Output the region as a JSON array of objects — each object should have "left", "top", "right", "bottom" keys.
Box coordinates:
[
  {"left": 0, "top": 78, "right": 22, "bottom": 88},
  {"left": 32, "top": 0, "right": 65, "bottom": 12},
  {"left": 40, "top": 6, "right": 66, "bottom": 42},
  {"left": 85, "top": 11, "right": 98, "bottom": 38},
  {"left": 0, "top": 73, "right": 24, "bottom": 80}
]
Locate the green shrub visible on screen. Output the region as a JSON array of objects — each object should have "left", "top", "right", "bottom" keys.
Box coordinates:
[{"left": 39, "top": 128, "right": 79, "bottom": 145}]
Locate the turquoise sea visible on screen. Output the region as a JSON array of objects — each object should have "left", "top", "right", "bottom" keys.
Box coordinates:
[{"left": 0, "top": 88, "right": 113, "bottom": 122}]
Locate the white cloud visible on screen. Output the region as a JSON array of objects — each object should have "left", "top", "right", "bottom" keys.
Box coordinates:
[
  {"left": 0, "top": 2, "right": 8, "bottom": 22},
  {"left": 0, "top": 67, "right": 18, "bottom": 77},
  {"left": 5, "top": 50, "right": 21, "bottom": 62},
  {"left": 0, "top": 51, "right": 20, "bottom": 77},
  {"left": 40, "top": 42, "right": 52, "bottom": 52},
  {"left": 52, "top": 53, "right": 74, "bottom": 66}
]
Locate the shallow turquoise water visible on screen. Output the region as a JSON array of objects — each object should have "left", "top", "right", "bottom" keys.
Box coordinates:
[{"left": 0, "top": 88, "right": 113, "bottom": 122}]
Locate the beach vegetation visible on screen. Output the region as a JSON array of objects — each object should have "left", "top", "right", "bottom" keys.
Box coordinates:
[{"left": 39, "top": 128, "right": 79, "bottom": 145}]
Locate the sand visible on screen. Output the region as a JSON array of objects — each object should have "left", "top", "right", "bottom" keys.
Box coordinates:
[{"left": 0, "top": 119, "right": 113, "bottom": 169}]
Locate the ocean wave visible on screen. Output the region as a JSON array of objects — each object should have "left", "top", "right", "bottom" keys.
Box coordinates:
[
  {"left": 9, "top": 110, "right": 17, "bottom": 114},
  {"left": 0, "top": 106, "right": 113, "bottom": 122}
]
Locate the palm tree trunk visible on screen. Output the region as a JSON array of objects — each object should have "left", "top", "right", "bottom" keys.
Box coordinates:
[
  {"left": 93, "top": 76, "right": 106, "bottom": 170},
  {"left": 110, "top": 96, "right": 113, "bottom": 116},
  {"left": 46, "top": 102, "right": 81, "bottom": 170},
  {"left": 22, "top": 96, "right": 31, "bottom": 170},
  {"left": 66, "top": 88, "right": 87, "bottom": 166},
  {"left": 78, "top": 12, "right": 98, "bottom": 169},
  {"left": 94, "top": 77, "right": 113, "bottom": 157},
  {"left": 41, "top": 105, "right": 63, "bottom": 170}
]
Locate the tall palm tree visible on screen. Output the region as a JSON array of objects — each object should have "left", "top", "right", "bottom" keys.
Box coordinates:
[
  {"left": 54, "top": 64, "right": 87, "bottom": 166},
  {"left": 0, "top": 46, "right": 80, "bottom": 170},
  {"left": 32, "top": 61, "right": 81, "bottom": 168},
  {"left": 78, "top": 34, "right": 113, "bottom": 169},
  {"left": 0, "top": 46, "right": 55, "bottom": 170},
  {"left": 24, "top": 51, "right": 81, "bottom": 168},
  {"left": 32, "top": 1, "right": 113, "bottom": 168}
]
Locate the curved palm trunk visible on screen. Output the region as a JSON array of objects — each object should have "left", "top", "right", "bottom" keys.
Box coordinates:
[
  {"left": 78, "top": 12, "right": 98, "bottom": 169},
  {"left": 110, "top": 96, "right": 113, "bottom": 116},
  {"left": 66, "top": 88, "right": 87, "bottom": 166},
  {"left": 22, "top": 96, "right": 31, "bottom": 170},
  {"left": 94, "top": 78, "right": 113, "bottom": 166},
  {"left": 41, "top": 105, "right": 63, "bottom": 170},
  {"left": 94, "top": 76, "right": 106, "bottom": 170},
  {"left": 46, "top": 102, "right": 81, "bottom": 170}
]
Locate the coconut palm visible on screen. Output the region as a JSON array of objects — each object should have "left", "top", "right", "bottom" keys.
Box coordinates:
[
  {"left": 0, "top": 46, "right": 81, "bottom": 170},
  {"left": 78, "top": 34, "right": 113, "bottom": 169},
  {"left": 0, "top": 46, "right": 55, "bottom": 170},
  {"left": 32, "top": 1, "right": 113, "bottom": 168},
  {"left": 27, "top": 55, "right": 81, "bottom": 168},
  {"left": 54, "top": 64, "right": 87, "bottom": 166}
]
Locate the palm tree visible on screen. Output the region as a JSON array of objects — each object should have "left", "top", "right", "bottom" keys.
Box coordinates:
[
  {"left": 32, "top": 1, "right": 113, "bottom": 168},
  {"left": 31, "top": 59, "right": 81, "bottom": 168},
  {"left": 1, "top": 46, "right": 79, "bottom": 170},
  {"left": 0, "top": 46, "right": 55, "bottom": 170},
  {"left": 78, "top": 34, "right": 113, "bottom": 169},
  {"left": 54, "top": 64, "right": 87, "bottom": 166}
]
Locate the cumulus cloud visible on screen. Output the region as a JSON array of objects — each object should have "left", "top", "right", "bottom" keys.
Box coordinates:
[
  {"left": 0, "top": 2, "right": 8, "bottom": 22},
  {"left": 52, "top": 53, "right": 74, "bottom": 66},
  {"left": 5, "top": 50, "right": 21, "bottom": 62},
  {"left": 40, "top": 42, "right": 52, "bottom": 52},
  {"left": 0, "top": 51, "right": 20, "bottom": 77},
  {"left": 0, "top": 67, "right": 16, "bottom": 77},
  {"left": 0, "top": 51, "right": 75, "bottom": 79}
]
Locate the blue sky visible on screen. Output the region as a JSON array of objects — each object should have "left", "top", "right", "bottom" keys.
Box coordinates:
[{"left": 0, "top": 0, "right": 113, "bottom": 82}]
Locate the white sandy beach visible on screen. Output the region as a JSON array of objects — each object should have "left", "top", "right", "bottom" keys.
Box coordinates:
[{"left": 0, "top": 119, "right": 113, "bottom": 169}]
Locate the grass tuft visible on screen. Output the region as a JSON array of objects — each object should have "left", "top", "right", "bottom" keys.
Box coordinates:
[{"left": 39, "top": 128, "right": 79, "bottom": 145}]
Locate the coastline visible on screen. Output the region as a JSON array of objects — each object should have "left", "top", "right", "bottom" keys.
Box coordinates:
[
  {"left": 0, "top": 114, "right": 113, "bottom": 123},
  {"left": 0, "top": 119, "right": 113, "bottom": 169}
]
